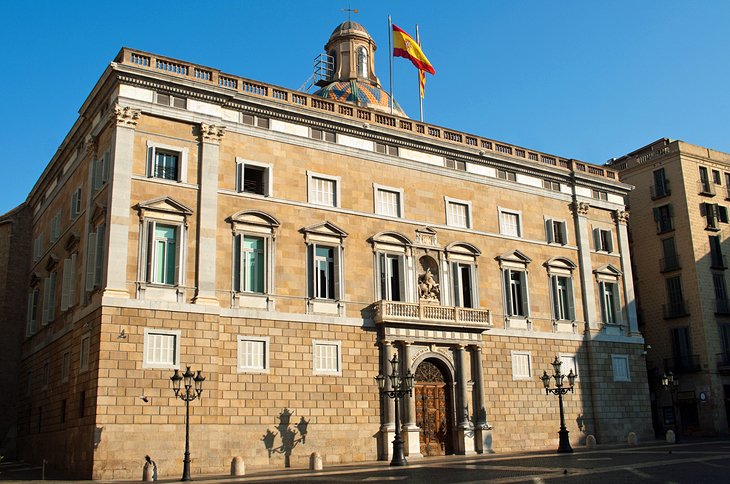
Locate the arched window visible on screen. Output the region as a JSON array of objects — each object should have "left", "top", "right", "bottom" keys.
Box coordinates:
[{"left": 357, "top": 47, "right": 368, "bottom": 77}]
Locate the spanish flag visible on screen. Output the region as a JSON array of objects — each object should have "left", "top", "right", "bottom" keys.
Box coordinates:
[{"left": 392, "top": 24, "right": 435, "bottom": 75}]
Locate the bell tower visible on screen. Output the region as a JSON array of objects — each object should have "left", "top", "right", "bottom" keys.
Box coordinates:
[{"left": 324, "top": 21, "right": 381, "bottom": 88}]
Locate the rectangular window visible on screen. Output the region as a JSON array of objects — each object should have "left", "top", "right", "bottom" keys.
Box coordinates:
[
  {"left": 154, "top": 150, "right": 179, "bottom": 180},
  {"left": 42, "top": 272, "right": 57, "bottom": 325},
  {"left": 542, "top": 179, "right": 560, "bottom": 191},
  {"left": 714, "top": 273, "right": 729, "bottom": 313},
  {"left": 70, "top": 187, "right": 82, "bottom": 219},
  {"left": 379, "top": 253, "right": 405, "bottom": 301},
  {"left": 725, "top": 173, "right": 730, "bottom": 199},
  {"left": 375, "top": 142, "right": 399, "bottom": 156},
  {"left": 241, "top": 113, "right": 270, "bottom": 128},
  {"left": 600, "top": 281, "right": 621, "bottom": 324},
  {"left": 545, "top": 219, "right": 567, "bottom": 245},
  {"left": 308, "top": 244, "right": 341, "bottom": 301},
  {"left": 504, "top": 269, "right": 529, "bottom": 317},
  {"left": 710, "top": 235, "right": 725, "bottom": 269},
  {"left": 61, "top": 351, "right": 70, "bottom": 382},
  {"left": 559, "top": 355, "right": 578, "bottom": 379},
  {"left": 61, "top": 253, "right": 77, "bottom": 311},
  {"left": 50, "top": 212, "right": 61, "bottom": 242},
  {"left": 147, "top": 222, "right": 179, "bottom": 285},
  {"left": 702, "top": 203, "right": 729, "bottom": 230},
  {"left": 497, "top": 169, "right": 517, "bottom": 182},
  {"left": 92, "top": 151, "right": 109, "bottom": 192},
  {"left": 592, "top": 189, "right": 608, "bottom": 201},
  {"left": 33, "top": 235, "right": 42, "bottom": 261},
  {"left": 234, "top": 235, "right": 266, "bottom": 293},
  {"left": 236, "top": 159, "right": 272, "bottom": 196},
  {"left": 452, "top": 262, "right": 476, "bottom": 308},
  {"left": 611, "top": 354, "right": 630, "bottom": 382},
  {"left": 653, "top": 204, "right": 674, "bottom": 233},
  {"left": 551, "top": 275, "right": 575, "bottom": 320},
  {"left": 85, "top": 224, "right": 106, "bottom": 292},
  {"left": 511, "top": 351, "right": 532, "bottom": 380},
  {"left": 713, "top": 169, "right": 722, "bottom": 185},
  {"left": 237, "top": 336, "right": 269, "bottom": 372},
  {"left": 499, "top": 209, "right": 521, "bottom": 237},
  {"left": 652, "top": 168, "right": 670, "bottom": 199},
  {"left": 593, "top": 228, "right": 614, "bottom": 252},
  {"left": 672, "top": 327, "right": 692, "bottom": 368},
  {"left": 661, "top": 237, "right": 680, "bottom": 272},
  {"left": 79, "top": 334, "right": 90, "bottom": 372},
  {"left": 143, "top": 329, "right": 180, "bottom": 369},
  {"left": 313, "top": 340, "right": 341, "bottom": 375},
  {"left": 665, "top": 276, "right": 686, "bottom": 317},
  {"left": 308, "top": 172, "right": 339, "bottom": 207},
  {"left": 445, "top": 158, "right": 466, "bottom": 171},
  {"left": 311, "top": 128, "right": 336, "bottom": 142},
  {"left": 699, "top": 166, "right": 714, "bottom": 194},
  {"left": 26, "top": 288, "right": 40, "bottom": 336},
  {"left": 155, "top": 91, "right": 187, "bottom": 109},
  {"left": 446, "top": 198, "right": 471, "bottom": 228},
  {"left": 375, "top": 186, "right": 402, "bottom": 218}
]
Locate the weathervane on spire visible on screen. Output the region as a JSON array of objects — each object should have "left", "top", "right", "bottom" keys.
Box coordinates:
[{"left": 340, "top": 2, "right": 358, "bottom": 22}]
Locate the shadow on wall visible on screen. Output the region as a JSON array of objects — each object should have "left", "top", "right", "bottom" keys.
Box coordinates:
[{"left": 261, "top": 408, "right": 309, "bottom": 468}]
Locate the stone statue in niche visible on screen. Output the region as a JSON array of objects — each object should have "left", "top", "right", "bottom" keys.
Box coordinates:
[{"left": 418, "top": 256, "right": 440, "bottom": 302}]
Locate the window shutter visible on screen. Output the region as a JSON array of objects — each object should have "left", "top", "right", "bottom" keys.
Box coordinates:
[
  {"left": 307, "top": 244, "right": 315, "bottom": 298},
  {"left": 94, "top": 224, "right": 105, "bottom": 287},
  {"left": 545, "top": 219, "right": 554, "bottom": 243},
  {"left": 550, "top": 275, "right": 559, "bottom": 319},
  {"left": 333, "top": 246, "right": 341, "bottom": 301},
  {"left": 520, "top": 271, "right": 530, "bottom": 317},
  {"left": 503, "top": 269, "right": 511, "bottom": 315},
  {"left": 612, "top": 284, "right": 622, "bottom": 324},
  {"left": 26, "top": 292, "right": 34, "bottom": 335},
  {"left": 652, "top": 208, "right": 659, "bottom": 222},
  {"left": 452, "top": 262, "right": 461, "bottom": 306},
  {"left": 668, "top": 203, "right": 675, "bottom": 217},
  {"left": 700, "top": 203, "right": 707, "bottom": 216},
  {"left": 566, "top": 277, "right": 576, "bottom": 320},
  {"left": 61, "top": 258, "right": 71, "bottom": 311},
  {"left": 233, "top": 234, "right": 242, "bottom": 292},
  {"left": 559, "top": 222, "right": 568, "bottom": 245},
  {"left": 70, "top": 190, "right": 77, "bottom": 219},
  {"left": 397, "top": 255, "right": 406, "bottom": 302},
  {"left": 42, "top": 277, "right": 50, "bottom": 326},
  {"left": 148, "top": 147, "right": 155, "bottom": 177},
  {"left": 606, "top": 231, "right": 614, "bottom": 253},
  {"left": 236, "top": 162, "right": 243, "bottom": 192},
  {"left": 102, "top": 151, "right": 110, "bottom": 184},
  {"left": 598, "top": 281, "right": 607, "bottom": 323},
  {"left": 378, "top": 253, "right": 386, "bottom": 300},
  {"left": 93, "top": 157, "right": 102, "bottom": 191},
  {"left": 85, "top": 232, "right": 97, "bottom": 291},
  {"left": 173, "top": 226, "right": 181, "bottom": 285},
  {"left": 69, "top": 253, "right": 77, "bottom": 308},
  {"left": 593, "top": 228, "right": 601, "bottom": 251},
  {"left": 720, "top": 205, "right": 729, "bottom": 223}
]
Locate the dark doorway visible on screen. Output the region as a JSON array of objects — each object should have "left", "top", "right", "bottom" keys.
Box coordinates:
[{"left": 414, "top": 359, "right": 453, "bottom": 456}]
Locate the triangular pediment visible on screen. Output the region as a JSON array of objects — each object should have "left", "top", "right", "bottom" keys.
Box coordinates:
[
  {"left": 300, "top": 221, "right": 348, "bottom": 239},
  {"left": 497, "top": 249, "right": 531, "bottom": 264},
  {"left": 594, "top": 264, "right": 622, "bottom": 277},
  {"left": 136, "top": 196, "right": 193, "bottom": 216}
]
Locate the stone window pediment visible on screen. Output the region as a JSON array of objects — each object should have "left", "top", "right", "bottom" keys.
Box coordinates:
[
  {"left": 370, "top": 231, "right": 411, "bottom": 253},
  {"left": 300, "top": 221, "right": 348, "bottom": 244},
  {"left": 446, "top": 242, "right": 481, "bottom": 261},
  {"left": 594, "top": 264, "right": 622, "bottom": 281},
  {"left": 227, "top": 210, "right": 280, "bottom": 235},
  {"left": 544, "top": 257, "right": 576, "bottom": 276},
  {"left": 497, "top": 249, "right": 531, "bottom": 269},
  {"left": 135, "top": 197, "right": 193, "bottom": 225}
]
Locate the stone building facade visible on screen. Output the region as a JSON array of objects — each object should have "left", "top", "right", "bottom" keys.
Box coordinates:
[
  {"left": 9, "top": 21, "right": 652, "bottom": 479},
  {"left": 611, "top": 139, "right": 730, "bottom": 437}
]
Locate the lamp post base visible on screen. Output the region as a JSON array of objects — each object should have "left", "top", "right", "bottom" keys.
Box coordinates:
[
  {"left": 390, "top": 434, "right": 408, "bottom": 466},
  {"left": 557, "top": 429, "right": 573, "bottom": 453}
]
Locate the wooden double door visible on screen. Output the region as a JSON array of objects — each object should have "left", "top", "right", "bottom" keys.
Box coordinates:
[{"left": 414, "top": 360, "right": 453, "bottom": 456}]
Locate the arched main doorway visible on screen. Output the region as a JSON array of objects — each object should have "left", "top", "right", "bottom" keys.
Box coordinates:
[{"left": 414, "top": 359, "right": 453, "bottom": 456}]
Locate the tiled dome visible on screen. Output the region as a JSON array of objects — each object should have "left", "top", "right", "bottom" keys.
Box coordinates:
[
  {"left": 329, "top": 21, "right": 370, "bottom": 39},
  {"left": 313, "top": 80, "right": 407, "bottom": 118}
]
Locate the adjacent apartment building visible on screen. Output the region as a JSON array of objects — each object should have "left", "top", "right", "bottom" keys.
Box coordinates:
[
  {"left": 4, "top": 21, "right": 653, "bottom": 479},
  {"left": 611, "top": 139, "right": 730, "bottom": 437}
]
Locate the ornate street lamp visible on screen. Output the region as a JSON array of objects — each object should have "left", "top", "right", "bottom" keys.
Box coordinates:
[
  {"left": 171, "top": 366, "right": 205, "bottom": 481},
  {"left": 375, "top": 353, "right": 414, "bottom": 466},
  {"left": 540, "top": 356, "right": 577, "bottom": 453},
  {"left": 661, "top": 371, "right": 680, "bottom": 442}
]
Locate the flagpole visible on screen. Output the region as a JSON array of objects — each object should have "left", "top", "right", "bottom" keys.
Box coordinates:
[
  {"left": 388, "top": 15, "right": 394, "bottom": 114},
  {"left": 416, "top": 24, "right": 423, "bottom": 122}
]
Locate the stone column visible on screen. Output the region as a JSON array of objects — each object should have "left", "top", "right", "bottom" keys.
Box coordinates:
[
  {"left": 401, "top": 341, "right": 422, "bottom": 459},
  {"left": 614, "top": 210, "right": 639, "bottom": 335},
  {"left": 455, "top": 345, "right": 475, "bottom": 455},
  {"left": 378, "top": 340, "right": 395, "bottom": 460},
  {"left": 102, "top": 105, "right": 140, "bottom": 299},
  {"left": 192, "top": 123, "right": 225, "bottom": 306},
  {"left": 572, "top": 201, "right": 598, "bottom": 331},
  {"left": 470, "top": 345, "right": 493, "bottom": 453}
]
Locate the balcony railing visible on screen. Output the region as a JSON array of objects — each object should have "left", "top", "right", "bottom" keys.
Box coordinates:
[
  {"left": 660, "top": 254, "right": 681, "bottom": 273},
  {"left": 664, "top": 355, "right": 702, "bottom": 374},
  {"left": 650, "top": 182, "right": 671, "bottom": 200},
  {"left": 373, "top": 300, "right": 492, "bottom": 330},
  {"left": 698, "top": 180, "right": 716, "bottom": 196},
  {"left": 663, "top": 300, "right": 689, "bottom": 319},
  {"left": 716, "top": 299, "right": 730, "bottom": 315},
  {"left": 717, "top": 352, "right": 730, "bottom": 373}
]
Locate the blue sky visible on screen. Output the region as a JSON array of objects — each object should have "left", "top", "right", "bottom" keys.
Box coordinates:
[{"left": 1, "top": 0, "right": 729, "bottom": 214}]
